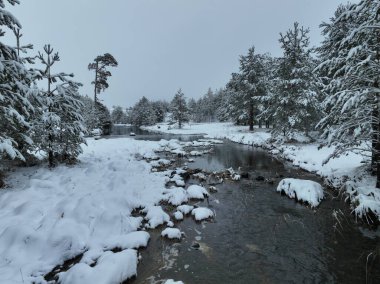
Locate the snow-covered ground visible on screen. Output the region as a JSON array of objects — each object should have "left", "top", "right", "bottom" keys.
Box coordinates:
[
  {"left": 0, "top": 138, "right": 191, "bottom": 284},
  {"left": 143, "top": 122, "right": 380, "bottom": 222}
]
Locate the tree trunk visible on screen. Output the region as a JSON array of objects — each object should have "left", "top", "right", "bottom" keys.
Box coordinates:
[
  {"left": 249, "top": 101, "right": 254, "bottom": 131},
  {"left": 94, "top": 61, "right": 99, "bottom": 104},
  {"left": 375, "top": 82, "right": 380, "bottom": 188}
]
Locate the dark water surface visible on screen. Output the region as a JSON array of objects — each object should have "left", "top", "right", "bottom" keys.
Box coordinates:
[{"left": 112, "top": 127, "right": 380, "bottom": 284}]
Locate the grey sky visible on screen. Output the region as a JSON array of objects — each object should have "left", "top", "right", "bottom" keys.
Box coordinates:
[{"left": 8, "top": 0, "right": 350, "bottom": 108}]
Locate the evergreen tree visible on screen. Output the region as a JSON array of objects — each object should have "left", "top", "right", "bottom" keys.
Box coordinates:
[
  {"left": 222, "top": 47, "right": 270, "bottom": 130},
  {"left": 88, "top": 53, "right": 118, "bottom": 105},
  {"left": 316, "top": 1, "right": 380, "bottom": 187},
  {"left": 34, "top": 44, "right": 85, "bottom": 167},
  {"left": 111, "top": 106, "right": 128, "bottom": 124},
  {"left": 151, "top": 100, "right": 169, "bottom": 123},
  {"left": 96, "top": 101, "right": 112, "bottom": 134},
  {"left": 130, "top": 96, "right": 156, "bottom": 126},
  {"left": 79, "top": 95, "right": 98, "bottom": 132},
  {"left": 170, "top": 89, "right": 189, "bottom": 129},
  {"left": 264, "top": 23, "right": 321, "bottom": 136},
  {"left": 0, "top": 0, "right": 38, "bottom": 163}
]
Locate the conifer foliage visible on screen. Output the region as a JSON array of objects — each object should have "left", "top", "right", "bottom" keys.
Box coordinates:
[
  {"left": 0, "top": 0, "right": 38, "bottom": 161},
  {"left": 34, "top": 45, "right": 85, "bottom": 167},
  {"left": 88, "top": 53, "right": 118, "bottom": 105},
  {"left": 170, "top": 89, "right": 189, "bottom": 129},
  {"left": 264, "top": 22, "right": 321, "bottom": 136},
  {"left": 317, "top": 0, "right": 380, "bottom": 186}
]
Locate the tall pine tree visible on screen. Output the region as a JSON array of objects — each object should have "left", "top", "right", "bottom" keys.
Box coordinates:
[
  {"left": 317, "top": 1, "right": 380, "bottom": 187},
  {"left": 265, "top": 23, "right": 321, "bottom": 137}
]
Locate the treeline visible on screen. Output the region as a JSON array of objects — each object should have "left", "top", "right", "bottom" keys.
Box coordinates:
[{"left": 0, "top": 0, "right": 117, "bottom": 172}]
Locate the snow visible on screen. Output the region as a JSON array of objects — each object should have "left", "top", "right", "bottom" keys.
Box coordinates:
[
  {"left": 58, "top": 250, "right": 137, "bottom": 284},
  {"left": 161, "top": 228, "right": 182, "bottom": 240},
  {"left": 187, "top": 184, "right": 209, "bottom": 199},
  {"left": 174, "top": 211, "right": 184, "bottom": 220},
  {"left": 191, "top": 207, "right": 214, "bottom": 221},
  {"left": 163, "top": 187, "right": 188, "bottom": 206},
  {"left": 177, "top": 205, "right": 194, "bottom": 215},
  {"left": 0, "top": 138, "right": 174, "bottom": 283},
  {"left": 164, "top": 280, "right": 184, "bottom": 284},
  {"left": 277, "top": 178, "right": 324, "bottom": 208},
  {"left": 102, "top": 231, "right": 150, "bottom": 250},
  {"left": 144, "top": 206, "right": 171, "bottom": 229}
]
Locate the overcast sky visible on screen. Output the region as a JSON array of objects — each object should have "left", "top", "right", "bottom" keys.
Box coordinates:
[{"left": 7, "top": 0, "right": 352, "bottom": 108}]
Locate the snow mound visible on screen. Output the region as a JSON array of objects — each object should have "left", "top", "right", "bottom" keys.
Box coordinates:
[
  {"left": 164, "top": 280, "right": 184, "bottom": 284},
  {"left": 187, "top": 185, "right": 209, "bottom": 199},
  {"left": 161, "top": 228, "right": 182, "bottom": 240},
  {"left": 177, "top": 205, "right": 194, "bottom": 215},
  {"left": 59, "top": 250, "right": 137, "bottom": 284},
  {"left": 144, "top": 206, "right": 170, "bottom": 228},
  {"left": 103, "top": 231, "right": 150, "bottom": 250},
  {"left": 277, "top": 178, "right": 324, "bottom": 207},
  {"left": 164, "top": 187, "right": 188, "bottom": 205},
  {"left": 174, "top": 211, "right": 184, "bottom": 220},
  {"left": 191, "top": 207, "right": 214, "bottom": 221}
]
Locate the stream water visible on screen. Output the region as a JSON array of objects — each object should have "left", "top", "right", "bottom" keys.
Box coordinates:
[{"left": 113, "top": 126, "right": 380, "bottom": 283}]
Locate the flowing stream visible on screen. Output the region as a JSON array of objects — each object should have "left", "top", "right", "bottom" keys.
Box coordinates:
[{"left": 113, "top": 126, "right": 380, "bottom": 283}]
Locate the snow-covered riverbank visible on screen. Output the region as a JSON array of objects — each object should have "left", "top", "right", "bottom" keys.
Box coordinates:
[
  {"left": 143, "top": 122, "right": 380, "bottom": 222},
  {"left": 0, "top": 138, "right": 193, "bottom": 284}
]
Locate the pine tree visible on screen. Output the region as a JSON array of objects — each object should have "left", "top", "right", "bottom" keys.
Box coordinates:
[
  {"left": 316, "top": 1, "right": 380, "bottom": 187},
  {"left": 111, "top": 106, "right": 128, "bottom": 124},
  {"left": 34, "top": 44, "right": 85, "bottom": 167},
  {"left": 223, "top": 47, "right": 270, "bottom": 130},
  {"left": 88, "top": 53, "right": 118, "bottom": 105},
  {"left": 151, "top": 100, "right": 169, "bottom": 123},
  {"left": 130, "top": 96, "right": 156, "bottom": 126},
  {"left": 265, "top": 23, "right": 321, "bottom": 137},
  {"left": 0, "top": 0, "right": 38, "bottom": 163},
  {"left": 170, "top": 89, "right": 189, "bottom": 129}
]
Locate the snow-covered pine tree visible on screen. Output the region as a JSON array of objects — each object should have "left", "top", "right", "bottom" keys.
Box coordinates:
[
  {"left": 79, "top": 95, "right": 97, "bottom": 132},
  {"left": 316, "top": 0, "right": 380, "bottom": 187},
  {"left": 223, "top": 47, "right": 269, "bottom": 130},
  {"left": 152, "top": 100, "right": 169, "bottom": 123},
  {"left": 111, "top": 106, "right": 128, "bottom": 124},
  {"left": 170, "top": 89, "right": 189, "bottom": 129},
  {"left": 265, "top": 23, "right": 321, "bottom": 137},
  {"left": 55, "top": 84, "right": 86, "bottom": 163},
  {"left": 34, "top": 44, "right": 85, "bottom": 167},
  {"left": 95, "top": 101, "right": 112, "bottom": 134},
  {"left": 0, "top": 0, "right": 38, "bottom": 164},
  {"left": 131, "top": 96, "right": 156, "bottom": 126}
]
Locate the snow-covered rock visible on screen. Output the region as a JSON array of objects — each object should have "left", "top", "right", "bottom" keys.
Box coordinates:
[
  {"left": 59, "top": 250, "right": 137, "bottom": 284},
  {"left": 102, "top": 231, "right": 150, "bottom": 250},
  {"left": 161, "top": 228, "right": 182, "bottom": 240},
  {"left": 177, "top": 205, "right": 194, "bottom": 215},
  {"left": 144, "top": 206, "right": 171, "bottom": 228},
  {"left": 164, "top": 280, "right": 184, "bottom": 284},
  {"left": 164, "top": 187, "right": 188, "bottom": 206},
  {"left": 174, "top": 211, "right": 184, "bottom": 220},
  {"left": 277, "top": 178, "right": 324, "bottom": 207},
  {"left": 187, "top": 185, "right": 209, "bottom": 199},
  {"left": 191, "top": 207, "right": 214, "bottom": 221}
]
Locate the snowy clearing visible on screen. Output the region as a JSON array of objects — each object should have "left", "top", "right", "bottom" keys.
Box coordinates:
[{"left": 0, "top": 137, "right": 191, "bottom": 283}]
